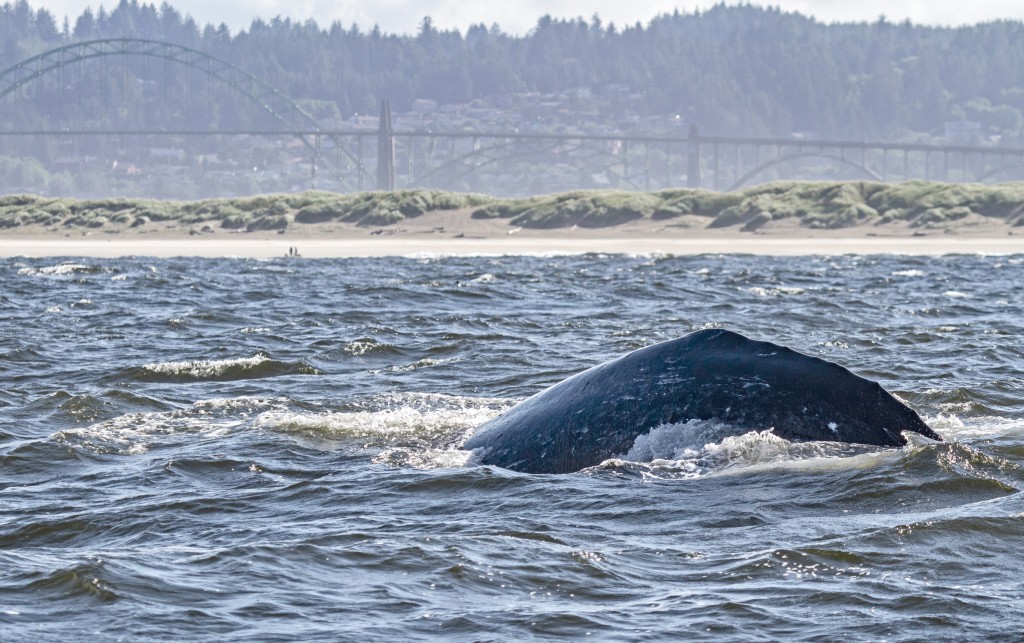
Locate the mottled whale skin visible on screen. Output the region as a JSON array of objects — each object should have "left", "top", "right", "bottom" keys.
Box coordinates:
[{"left": 464, "top": 329, "right": 941, "bottom": 474}]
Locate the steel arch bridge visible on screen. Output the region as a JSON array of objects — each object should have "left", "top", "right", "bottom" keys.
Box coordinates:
[
  {"left": 729, "top": 151, "right": 883, "bottom": 190},
  {"left": 0, "top": 38, "right": 359, "bottom": 187},
  {"left": 3, "top": 39, "right": 1024, "bottom": 195}
]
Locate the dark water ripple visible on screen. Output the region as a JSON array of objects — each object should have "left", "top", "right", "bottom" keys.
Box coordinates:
[{"left": 2, "top": 253, "right": 1024, "bottom": 639}]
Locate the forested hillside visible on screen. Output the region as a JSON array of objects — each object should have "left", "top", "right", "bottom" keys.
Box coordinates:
[{"left": 2, "top": 0, "right": 1024, "bottom": 140}]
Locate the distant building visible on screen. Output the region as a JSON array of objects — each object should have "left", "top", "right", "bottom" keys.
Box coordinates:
[
  {"left": 147, "top": 147, "right": 186, "bottom": 161},
  {"left": 348, "top": 115, "right": 380, "bottom": 130},
  {"left": 411, "top": 99, "right": 438, "bottom": 113},
  {"left": 944, "top": 121, "right": 981, "bottom": 142}
]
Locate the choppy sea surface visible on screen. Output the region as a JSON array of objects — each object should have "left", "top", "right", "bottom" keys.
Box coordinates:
[{"left": 1, "top": 253, "right": 1023, "bottom": 640}]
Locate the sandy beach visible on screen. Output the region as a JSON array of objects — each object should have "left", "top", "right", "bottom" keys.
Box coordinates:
[
  {"left": 1, "top": 210, "right": 1022, "bottom": 257},
  {"left": 3, "top": 233, "right": 1024, "bottom": 258}
]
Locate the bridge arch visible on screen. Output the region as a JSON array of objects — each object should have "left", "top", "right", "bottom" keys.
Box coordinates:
[
  {"left": 0, "top": 38, "right": 358, "bottom": 187},
  {"left": 729, "top": 151, "right": 882, "bottom": 190},
  {"left": 975, "top": 163, "right": 1024, "bottom": 183}
]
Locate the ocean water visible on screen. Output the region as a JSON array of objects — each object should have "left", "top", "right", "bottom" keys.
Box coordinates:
[{"left": 1, "top": 253, "right": 1022, "bottom": 640}]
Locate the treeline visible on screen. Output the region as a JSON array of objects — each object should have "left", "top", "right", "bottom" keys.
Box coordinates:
[{"left": 2, "top": 0, "right": 1024, "bottom": 140}]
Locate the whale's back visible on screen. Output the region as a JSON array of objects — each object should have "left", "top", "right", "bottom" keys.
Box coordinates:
[{"left": 464, "top": 329, "right": 940, "bottom": 474}]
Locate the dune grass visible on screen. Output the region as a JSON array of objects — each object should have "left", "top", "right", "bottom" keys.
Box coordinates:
[{"left": 1, "top": 181, "right": 1023, "bottom": 232}]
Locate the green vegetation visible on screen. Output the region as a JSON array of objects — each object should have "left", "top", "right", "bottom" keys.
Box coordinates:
[
  {"left": 0, "top": 189, "right": 495, "bottom": 231},
  {"left": 471, "top": 182, "right": 1024, "bottom": 230},
  {"left": 1, "top": 182, "right": 1023, "bottom": 233},
  {"left": 471, "top": 191, "right": 662, "bottom": 228},
  {"left": 3, "top": 2, "right": 1024, "bottom": 142}
]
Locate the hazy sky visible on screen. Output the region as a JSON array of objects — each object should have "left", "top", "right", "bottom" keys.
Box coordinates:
[{"left": 27, "top": 0, "right": 1024, "bottom": 34}]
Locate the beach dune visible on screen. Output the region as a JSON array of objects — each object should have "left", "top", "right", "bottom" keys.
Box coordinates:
[{"left": 2, "top": 182, "right": 1023, "bottom": 257}]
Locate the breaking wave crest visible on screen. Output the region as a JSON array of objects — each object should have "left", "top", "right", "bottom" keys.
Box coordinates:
[
  {"left": 52, "top": 397, "right": 290, "bottom": 455},
  {"left": 256, "top": 393, "right": 510, "bottom": 468},
  {"left": 16, "top": 262, "right": 110, "bottom": 277},
  {"left": 613, "top": 420, "right": 905, "bottom": 479},
  {"left": 127, "top": 353, "right": 321, "bottom": 382},
  {"left": 53, "top": 392, "right": 510, "bottom": 464}
]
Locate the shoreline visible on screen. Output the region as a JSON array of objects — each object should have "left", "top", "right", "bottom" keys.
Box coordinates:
[
  {"left": 3, "top": 233, "right": 1022, "bottom": 258},
  {"left": 4, "top": 182, "right": 1024, "bottom": 257}
]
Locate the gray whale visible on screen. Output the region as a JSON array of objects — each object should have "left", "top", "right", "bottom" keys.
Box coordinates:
[{"left": 464, "top": 329, "right": 941, "bottom": 474}]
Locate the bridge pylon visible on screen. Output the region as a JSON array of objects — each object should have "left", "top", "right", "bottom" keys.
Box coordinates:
[{"left": 376, "top": 100, "right": 395, "bottom": 191}]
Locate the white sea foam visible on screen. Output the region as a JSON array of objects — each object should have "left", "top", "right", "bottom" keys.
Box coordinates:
[
  {"left": 373, "top": 446, "right": 477, "bottom": 469},
  {"left": 369, "top": 357, "right": 459, "bottom": 373},
  {"left": 18, "top": 263, "right": 96, "bottom": 276},
  {"left": 924, "top": 413, "right": 1024, "bottom": 440},
  {"left": 52, "top": 396, "right": 290, "bottom": 455},
  {"left": 620, "top": 420, "right": 898, "bottom": 478},
  {"left": 748, "top": 286, "right": 805, "bottom": 297},
  {"left": 254, "top": 393, "right": 508, "bottom": 452},
  {"left": 891, "top": 269, "right": 926, "bottom": 277},
  {"left": 50, "top": 392, "right": 507, "bottom": 459},
  {"left": 54, "top": 411, "right": 241, "bottom": 455},
  {"left": 193, "top": 396, "right": 292, "bottom": 412},
  {"left": 625, "top": 419, "right": 737, "bottom": 462},
  {"left": 344, "top": 338, "right": 387, "bottom": 356},
  {"left": 141, "top": 354, "right": 269, "bottom": 378}
]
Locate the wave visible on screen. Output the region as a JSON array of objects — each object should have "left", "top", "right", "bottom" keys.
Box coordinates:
[
  {"left": 255, "top": 393, "right": 510, "bottom": 465},
  {"left": 747, "top": 286, "right": 806, "bottom": 297},
  {"left": 368, "top": 357, "right": 459, "bottom": 374},
  {"left": 597, "top": 414, "right": 1024, "bottom": 496},
  {"left": 54, "top": 410, "right": 238, "bottom": 455},
  {"left": 342, "top": 337, "right": 401, "bottom": 357},
  {"left": 53, "top": 393, "right": 507, "bottom": 459},
  {"left": 128, "top": 353, "right": 321, "bottom": 382},
  {"left": 607, "top": 421, "right": 887, "bottom": 479},
  {"left": 18, "top": 561, "right": 120, "bottom": 602},
  {"left": 52, "top": 396, "right": 289, "bottom": 455},
  {"left": 16, "top": 262, "right": 109, "bottom": 277}
]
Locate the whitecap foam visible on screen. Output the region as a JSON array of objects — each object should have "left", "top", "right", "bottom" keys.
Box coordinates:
[
  {"left": 193, "top": 396, "right": 292, "bottom": 412},
  {"left": 617, "top": 421, "right": 896, "bottom": 478},
  {"left": 747, "top": 286, "right": 805, "bottom": 297},
  {"left": 368, "top": 357, "right": 459, "bottom": 373},
  {"left": 924, "top": 413, "right": 1024, "bottom": 440},
  {"left": 53, "top": 411, "right": 241, "bottom": 455},
  {"left": 254, "top": 393, "right": 510, "bottom": 451},
  {"left": 373, "top": 446, "right": 478, "bottom": 469},
  {"left": 18, "top": 263, "right": 95, "bottom": 276},
  {"left": 343, "top": 338, "right": 390, "bottom": 356},
  {"left": 625, "top": 419, "right": 738, "bottom": 462},
  {"left": 141, "top": 354, "right": 269, "bottom": 378},
  {"left": 52, "top": 396, "right": 291, "bottom": 455}
]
